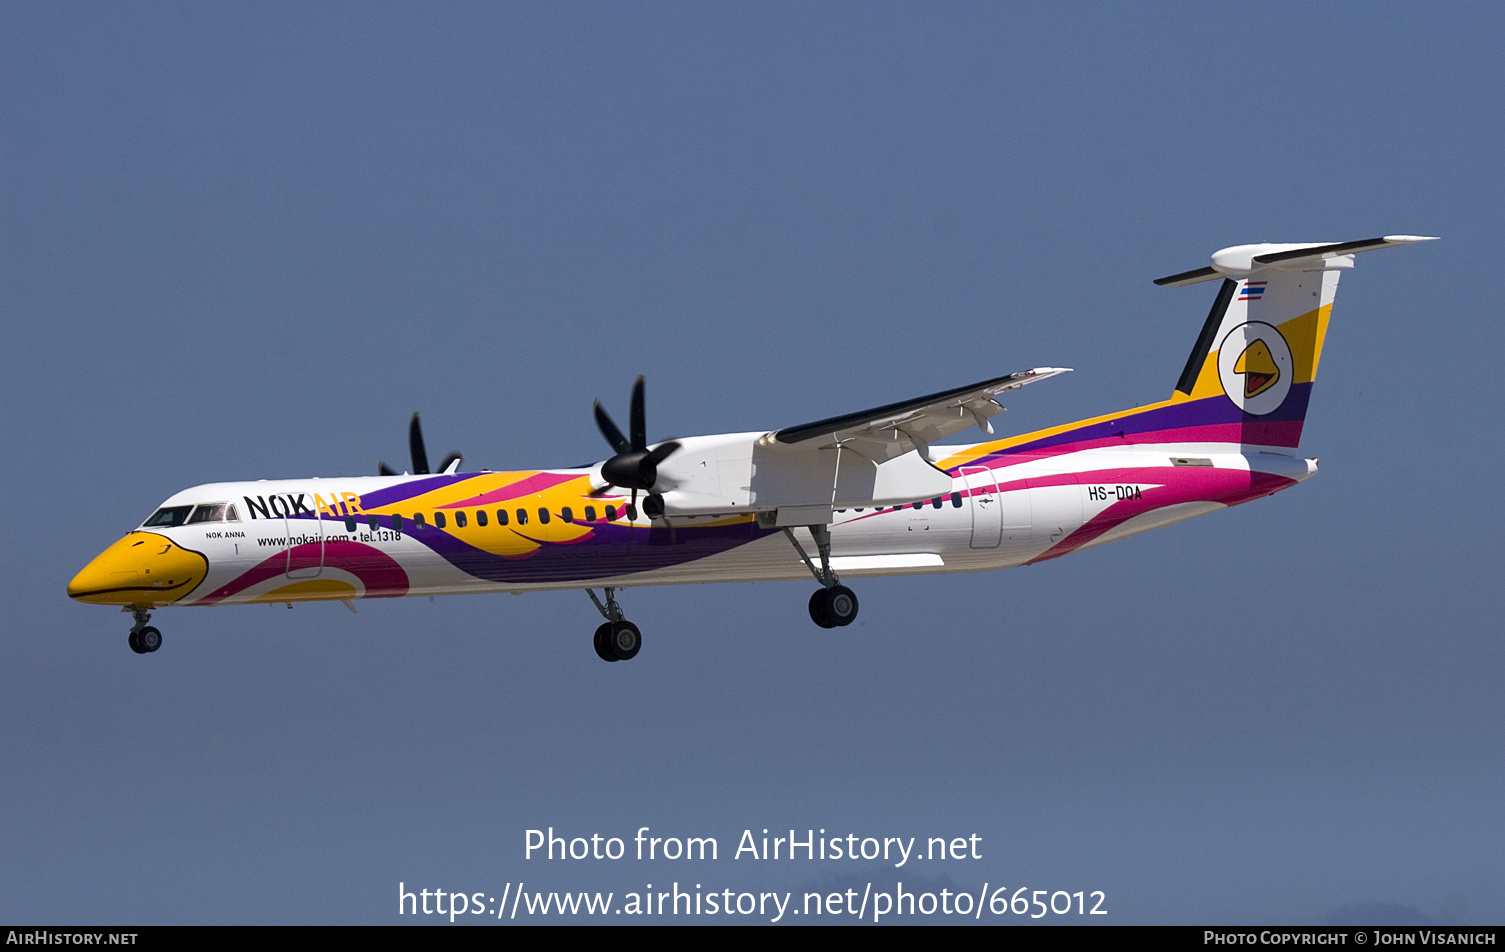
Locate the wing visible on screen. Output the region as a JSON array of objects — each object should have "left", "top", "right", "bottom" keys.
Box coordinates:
[{"left": 770, "top": 367, "right": 1071, "bottom": 463}]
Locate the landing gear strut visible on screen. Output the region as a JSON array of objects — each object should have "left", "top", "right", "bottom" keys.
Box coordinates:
[
  {"left": 126, "top": 608, "right": 161, "bottom": 654},
  {"left": 586, "top": 588, "right": 641, "bottom": 662},
  {"left": 783, "top": 526, "right": 860, "bottom": 628}
]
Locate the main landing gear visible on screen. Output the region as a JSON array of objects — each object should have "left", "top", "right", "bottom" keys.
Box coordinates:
[
  {"left": 783, "top": 526, "right": 860, "bottom": 629},
  {"left": 126, "top": 608, "right": 162, "bottom": 654},
  {"left": 586, "top": 588, "right": 641, "bottom": 662}
]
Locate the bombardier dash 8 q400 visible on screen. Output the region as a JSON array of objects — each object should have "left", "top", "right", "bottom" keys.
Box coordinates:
[{"left": 70, "top": 235, "right": 1433, "bottom": 661}]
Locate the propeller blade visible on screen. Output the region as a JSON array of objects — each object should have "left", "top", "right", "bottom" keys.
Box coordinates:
[
  {"left": 596, "top": 377, "right": 673, "bottom": 495},
  {"left": 437, "top": 452, "right": 463, "bottom": 474},
  {"left": 379, "top": 461, "right": 398, "bottom": 476},
  {"left": 647, "top": 440, "right": 681, "bottom": 465},
  {"left": 408, "top": 412, "right": 430, "bottom": 475},
  {"left": 629, "top": 376, "right": 646, "bottom": 451},
  {"left": 594, "top": 402, "right": 630, "bottom": 455}
]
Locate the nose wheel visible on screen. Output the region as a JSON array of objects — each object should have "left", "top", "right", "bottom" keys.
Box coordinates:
[
  {"left": 586, "top": 588, "right": 642, "bottom": 662},
  {"left": 127, "top": 610, "right": 162, "bottom": 654}
]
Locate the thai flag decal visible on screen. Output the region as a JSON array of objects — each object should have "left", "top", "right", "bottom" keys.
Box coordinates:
[{"left": 1239, "top": 281, "right": 1267, "bottom": 301}]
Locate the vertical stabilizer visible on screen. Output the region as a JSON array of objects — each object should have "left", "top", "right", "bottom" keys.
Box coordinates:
[
  {"left": 938, "top": 236, "right": 1435, "bottom": 473},
  {"left": 1155, "top": 236, "right": 1436, "bottom": 449}
]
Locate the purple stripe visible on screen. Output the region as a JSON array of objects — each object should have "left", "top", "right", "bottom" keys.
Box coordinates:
[
  {"left": 402, "top": 518, "right": 779, "bottom": 584},
  {"left": 973, "top": 384, "right": 1314, "bottom": 461},
  {"left": 359, "top": 473, "right": 477, "bottom": 508}
]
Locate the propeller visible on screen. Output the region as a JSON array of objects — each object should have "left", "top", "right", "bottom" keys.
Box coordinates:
[
  {"left": 592, "top": 376, "right": 680, "bottom": 515},
  {"left": 380, "top": 412, "right": 462, "bottom": 476}
]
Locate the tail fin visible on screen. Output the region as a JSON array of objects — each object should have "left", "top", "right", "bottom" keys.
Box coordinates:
[
  {"left": 1154, "top": 236, "right": 1437, "bottom": 449},
  {"left": 938, "top": 235, "right": 1435, "bottom": 472}
]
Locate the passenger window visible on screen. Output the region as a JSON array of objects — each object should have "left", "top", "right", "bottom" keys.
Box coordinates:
[
  {"left": 539, "top": 508, "right": 551, "bottom": 524},
  {"left": 606, "top": 505, "right": 618, "bottom": 521},
  {"left": 476, "top": 510, "right": 487, "bottom": 527},
  {"left": 585, "top": 506, "right": 597, "bottom": 522},
  {"left": 561, "top": 507, "right": 574, "bottom": 523},
  {"left": 414, "top": 513, "right": 426, "bottom": 529},
  {"left": 434, "top": 512, "right": 447, "bottom": 529},
  {"left": 625, "top": 504, "right": 638, "bottom": 522},
  {"left": 497, "top": 509, "right": 509, "bottom": 526},
  {"left": 951, "top": 492, "right": 962, "bottom": 508},
  {"left": 344, "top": 516, "right": 357, "bottom": 533},
  {"left": 932, "top": 497, "right": 942, "bottom": 509},
  {"left": 368, "top": 515, "right": 379, "bottom": 530},
  {"left": 392, "top": 514, "right": 403, "bottom": 531},
  {"left": 454, "top": 511, "right": 467, "bottom": 528},
  {"left": 516, "top": 509, "right": 528, "bottom": 525}
]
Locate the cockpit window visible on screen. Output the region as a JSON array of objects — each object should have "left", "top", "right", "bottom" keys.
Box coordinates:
[
  {"left": 186, "top": 502, "right": 238, "bottom": 524},
  {"left": 142, "top": 506, "right": 193, "bottom": 528}
]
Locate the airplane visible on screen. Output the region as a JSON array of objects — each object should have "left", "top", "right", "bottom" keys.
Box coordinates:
[{"left": 68, "top": 234, "right": 1435, "bottom": 661}]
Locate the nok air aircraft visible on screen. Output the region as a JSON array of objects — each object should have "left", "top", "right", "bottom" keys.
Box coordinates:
[{"left": 70, "top": 235, "right": 1434, "bottom": 662}]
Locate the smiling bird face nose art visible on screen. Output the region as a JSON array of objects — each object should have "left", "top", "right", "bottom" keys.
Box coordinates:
[{"left": 1234, "top": 339, "right": 1280, "bottom": 398}]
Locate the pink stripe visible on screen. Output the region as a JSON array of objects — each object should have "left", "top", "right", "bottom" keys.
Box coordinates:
[
  {"left": 192, "top": 541, "right": 410, "bottom": 604},
  {"left": 437, "top": 472, "right": 584, "bottom": 508},
  {"left": 971, "top": 421, "right": 1306, "bottom": 472},
  {"left": 1028, "top": 467, "right": 1296, "bottom": 563}
]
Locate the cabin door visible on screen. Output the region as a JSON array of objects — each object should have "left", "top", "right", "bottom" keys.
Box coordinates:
[{"left": 961, "top": 467, "right": 1002, "bottom": 548}]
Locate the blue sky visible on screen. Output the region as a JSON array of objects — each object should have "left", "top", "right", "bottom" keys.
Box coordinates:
[{"left": 4, "top": 2, "right": 1502, "bottom": 924}]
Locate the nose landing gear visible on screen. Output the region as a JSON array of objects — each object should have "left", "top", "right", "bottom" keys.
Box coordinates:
[{"left": 127, "top": 609, "right": 161, "bottom": 654}]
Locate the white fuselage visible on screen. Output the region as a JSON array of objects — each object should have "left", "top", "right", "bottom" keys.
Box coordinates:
[{"left": 123, "top": 442, "right": 1312, "bottom": 607}]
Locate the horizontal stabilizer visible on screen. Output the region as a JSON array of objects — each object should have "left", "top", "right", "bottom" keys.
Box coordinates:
[
  {"left": 1252, "top": 235, "right": 1438, "bottom": 265},
  {"left": 1154, "top": 265, "right": 1221, "bottom": 288},
  {"left": 1155, "top": 235, "right": 1437, "bottom": 286}
]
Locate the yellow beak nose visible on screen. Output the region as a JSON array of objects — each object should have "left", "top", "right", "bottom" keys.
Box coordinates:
[{"left": 68, "top": 532, "right": 208, "bottom": 606}]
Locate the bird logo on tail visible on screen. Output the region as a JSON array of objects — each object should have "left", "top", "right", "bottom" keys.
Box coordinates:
[{"left": 1217, "top": 322, "right": 1293, "bottom": 416}]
